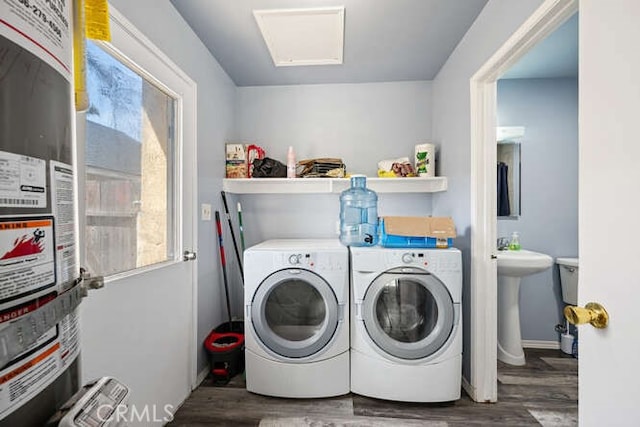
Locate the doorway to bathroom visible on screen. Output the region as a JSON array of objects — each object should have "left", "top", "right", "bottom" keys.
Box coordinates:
[
  {"left": 467, "top": 0, "right": 578, "bottom": 404},
  {"left": 471, "top": 0, "right": 640, "bottom": 423},
  {"left": 496, "top": 13, "right": 578, "bottom": 357}
]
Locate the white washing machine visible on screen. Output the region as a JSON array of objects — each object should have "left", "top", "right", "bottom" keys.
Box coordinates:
[
  {"left": 350, "top": 246, "right": 462, "bottom": 402},
  {"left": 244, "top": 239, "right": 349, "bottom": 398}
]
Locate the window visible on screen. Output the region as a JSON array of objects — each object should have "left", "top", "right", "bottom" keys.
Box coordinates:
[{"left": 84, "top": 40, "right": 177, "bottom": 277}]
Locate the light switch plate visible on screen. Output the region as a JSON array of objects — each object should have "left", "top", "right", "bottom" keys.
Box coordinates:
[{"left": 201, "top": 203, "right": 212, "bottom": 221}]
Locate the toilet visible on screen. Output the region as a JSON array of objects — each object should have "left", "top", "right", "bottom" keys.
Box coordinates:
[
  {"left": 556, "top": 257, "right": 579, "bottom": 355},
  {"left": 556, "top": 257, "right": 579, "bottom": 305}
]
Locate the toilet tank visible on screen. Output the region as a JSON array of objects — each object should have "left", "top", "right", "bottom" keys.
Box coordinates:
[{"left": 556, "top": 257, "right": 579, "bottom": 305}]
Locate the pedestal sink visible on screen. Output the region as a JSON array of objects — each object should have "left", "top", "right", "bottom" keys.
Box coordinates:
[{"left": 497, "top": 249, "right": 553, "bottom": 365}]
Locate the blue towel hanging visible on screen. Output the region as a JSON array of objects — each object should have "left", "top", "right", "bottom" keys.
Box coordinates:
[{"left": 497, "top": 162, "right": 510, "bottom": 216}]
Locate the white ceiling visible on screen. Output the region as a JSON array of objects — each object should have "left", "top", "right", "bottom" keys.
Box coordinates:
[
  {"left": 170, "top": 0, "right": 489, "bottom": 86},
  {"left": 169, "top": 1, "right": 578, "bottom": 87}
]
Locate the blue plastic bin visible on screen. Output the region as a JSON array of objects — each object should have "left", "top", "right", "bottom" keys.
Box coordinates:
[{"left": 379, "top": 217, "right": 454, "bottom": 248}]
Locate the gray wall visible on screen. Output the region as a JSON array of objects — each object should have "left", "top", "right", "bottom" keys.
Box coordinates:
[
  {"left": 236, "top": 81, "right": 433, "bottom": 176},
  {"left": 235, "top": 81, "right": 436, "bottom": 248},
  {"left": 431, "top": 0, "right": 545, "bottom": 382},
  {"left": 111, "top": 0, "right": 238, "bottom": 376},
  {"left": 497, "top": 78, "right": 578, "bottom": 342}
]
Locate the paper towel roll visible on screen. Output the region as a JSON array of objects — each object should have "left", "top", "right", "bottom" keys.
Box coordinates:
[{"left": 415, "top": 143, "right": 436, "bottom": 177}]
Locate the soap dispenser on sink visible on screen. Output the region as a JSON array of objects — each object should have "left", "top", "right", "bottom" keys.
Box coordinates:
[{"left": 508, "top": 231, "right": 521, "bottom": 251}]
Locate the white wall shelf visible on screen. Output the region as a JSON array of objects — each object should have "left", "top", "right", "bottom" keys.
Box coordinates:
[{"left": 222, "top": 176, "right": 447, "bottom": 194}]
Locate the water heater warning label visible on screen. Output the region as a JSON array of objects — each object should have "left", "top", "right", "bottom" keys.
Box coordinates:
[
  {"left": 0, "top": 217, "right": 55, "bottom": 307},
  {"left": 0, "top": 151, "right": 47, "bottom": 209},
  {"left": 0, "top": 0, "right": 72, "bottom": 79}
]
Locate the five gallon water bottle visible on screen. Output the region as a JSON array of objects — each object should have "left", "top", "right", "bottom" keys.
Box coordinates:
[{"left": 339, "top": 175, "right": 378, "bottom": 246}]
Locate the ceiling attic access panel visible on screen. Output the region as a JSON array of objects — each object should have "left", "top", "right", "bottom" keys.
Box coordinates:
[{"left": 253, "top": 7, "right": 345, "bottom": 67}]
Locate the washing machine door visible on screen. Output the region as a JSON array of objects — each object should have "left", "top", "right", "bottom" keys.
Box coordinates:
[
  {"left": 361, "top": 267, "right": 456, "bottom": 360},
  {"left": 251, "top": 268, "right": 340, "bottom": 358}
]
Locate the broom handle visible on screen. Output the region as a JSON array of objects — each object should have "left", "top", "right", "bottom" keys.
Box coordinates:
[
  {"left": 215, "top": 211, "right": 233, "bottom": 326},
  {"left": 221, "top": 191, "right": 244, "bottom": 280},
  {"left": 237, "top": 201, "right": 245, "bottom": 253}
]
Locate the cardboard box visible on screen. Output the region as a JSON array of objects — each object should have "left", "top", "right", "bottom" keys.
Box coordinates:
[
  {"left": 379, "top": 216, "right": 456, "bottom": 248},
  {"left": 226, "top": 143, "right": 247, "bottom": 178}
]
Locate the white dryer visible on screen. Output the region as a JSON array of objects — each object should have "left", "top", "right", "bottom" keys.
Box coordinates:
[
  {"left": 350, "top": 246, "right": 462, "bottom": 402},
  {"left": 244, "top": 239, "right": 349, "bottom": 398}
]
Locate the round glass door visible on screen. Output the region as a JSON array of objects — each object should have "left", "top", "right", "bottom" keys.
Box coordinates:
[
  {"left": 252, "top": 269, "right": 339, "bottom": 358},
  {"left": 362, "top": 268, "right": 455, "bottom": 360}
]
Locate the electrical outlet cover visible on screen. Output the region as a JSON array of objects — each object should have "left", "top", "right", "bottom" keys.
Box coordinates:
[{"left": 201, "top": 203, "right": 212, "bottom": 221}]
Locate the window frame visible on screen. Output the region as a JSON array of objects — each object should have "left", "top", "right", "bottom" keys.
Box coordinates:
[{"left": 76, "top": 6, "right": 197, "bottom": 283}]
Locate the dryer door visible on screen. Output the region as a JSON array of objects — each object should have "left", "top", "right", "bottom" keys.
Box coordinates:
[
  {"left": 361, "top": 267, "right": 457, "bottom": 360},
  {"left": 251, "top": 268, "right": 340, "bottom": 358}
]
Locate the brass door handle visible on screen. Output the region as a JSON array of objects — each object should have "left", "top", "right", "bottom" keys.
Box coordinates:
[{"left": 564, "top": 302, "right": 609, "bottom": 329}]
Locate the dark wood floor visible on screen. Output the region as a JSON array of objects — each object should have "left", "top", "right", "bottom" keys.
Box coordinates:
[{"left": 169, "top": 349, "right": 577, "bottom": 426}]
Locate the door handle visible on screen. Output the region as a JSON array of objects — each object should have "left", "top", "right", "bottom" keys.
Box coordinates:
[
  {"left": 564, "top": 302, "right": 609, "bottom": 329},
  {"left": 183, "top": 250, "right": 197, "bottom": 261}
]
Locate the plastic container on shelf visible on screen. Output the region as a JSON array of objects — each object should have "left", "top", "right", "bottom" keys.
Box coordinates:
[
  {"left": 287, "top": 146, "right": 296, "bottom": 178},
  {"left": 339, "top": 175, "right": 378, "bottom": 247}
]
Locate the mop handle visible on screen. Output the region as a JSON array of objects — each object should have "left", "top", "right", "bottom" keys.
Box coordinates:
[
  {"left": 237, "top": 202, "right": 245, "bottom": 252},
  {"left": 215, "top": 212, "right": 226, "bottom": 265},
  {"left": 215, "top": 211, "right": 232, "bottom": 326},
  {"left": 221, "top": 191, "right": 244, "bottom": 278}
]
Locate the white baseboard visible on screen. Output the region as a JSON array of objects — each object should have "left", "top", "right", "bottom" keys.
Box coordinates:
[{"left": 522, "top": 340, "right": 560, "bottom": 350}]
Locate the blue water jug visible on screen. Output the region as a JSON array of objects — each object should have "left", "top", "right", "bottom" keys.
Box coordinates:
[{"left": 339, "top": 175, "right": 378, "bottom": 246}]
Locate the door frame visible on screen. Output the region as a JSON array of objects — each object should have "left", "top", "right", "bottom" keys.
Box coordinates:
[{"left": 468, "top": 0, "right": 577, "bottom": 402}]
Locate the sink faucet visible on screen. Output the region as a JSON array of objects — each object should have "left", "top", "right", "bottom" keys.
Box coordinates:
[{"left": 497, "top": 237, "right": 510, "bottom": 251}]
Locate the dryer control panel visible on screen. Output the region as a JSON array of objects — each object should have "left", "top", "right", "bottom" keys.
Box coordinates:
[
  {"left": 282, "top": 252, "right": 345, "bottom": 271},
  {"left": 288, "top": 253, "right": 303, "bottom": 265}
]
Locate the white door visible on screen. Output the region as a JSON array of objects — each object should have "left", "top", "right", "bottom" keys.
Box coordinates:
[
  {"left": 76, "top": 8, "right": 197, "bottom": 425},
  {"left": 579, "top": 0, "right": 640, "bottom": 424}
]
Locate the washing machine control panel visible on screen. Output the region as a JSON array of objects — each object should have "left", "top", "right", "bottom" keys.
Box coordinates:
[
  {"left": 401, "top": 253, "right": 414, "bottom": 263},
  {"left": 389, "top": 250, "right": 461, "bottom": 273},
  {"left": 396, "top": 252, "right": 430, "bottom": 268}
]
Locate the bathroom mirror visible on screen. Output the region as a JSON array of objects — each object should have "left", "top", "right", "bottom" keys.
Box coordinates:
[{"left": 497, "top": 141, "right": 521, "bottom": 218}]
